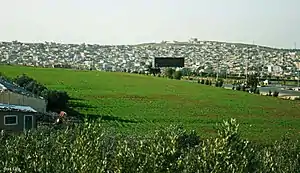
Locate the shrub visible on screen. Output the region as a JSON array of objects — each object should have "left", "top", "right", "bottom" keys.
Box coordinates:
[
  {"left": 247, "top": 73, "right": 259, "bottom": 88},
  {"left": 236, "top": 85, "right": 241, "bottom": 91},
  {"left": 201, "top": 79, "right": 205, "bottom": 84},
  {"left": 1, "top": 119, "right": 300, "bottom": 172},
  {"left": 41, "top": 89, "right": 70, "bottom": 111},
  {"left": 242, "top": 85, "right": 246, "bottom": 91},
  {"left": 219, "top": 79, "right": 224, "bottom": 87},
  {"left": 268, "top": 90, "right": 272, "bottom": 96},
  {"left": 254, "top": 88, "right": 260, "bottom": 95},
  {"left": 14, "top": 74, "right": 34, "bottom": 88},
  {"left": 215, "top": 80, "right": 219, "bottom": 87},
  {"left": 205, "top": 79, "right": 209, "bottom": 85},
  {"left": 165, "top": 68, "right": 175, "bottom": 79},
  {"left": 215, "top": 79, "right": 224, "bottom": 87},
  {"left": 11, "top": 74, "right": 70, "bottom": 111},
  {"left": 273, "top": 91, "right": 279, "bottom": 97},
  {"left": 173, "top": 70, "right": 183, "bottom": 80}
]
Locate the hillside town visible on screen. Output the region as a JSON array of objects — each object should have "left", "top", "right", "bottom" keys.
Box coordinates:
[{"left": 0, "top": 39, "right": 299, "bottom": 78}]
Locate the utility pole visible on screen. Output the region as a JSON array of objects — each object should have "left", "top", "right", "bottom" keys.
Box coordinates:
[
  {"left": 297, "top": 69, "right": 299, "bottom": 87},
  {"left": 216, "top": 59, "right": 220, "bottom": 81},
  {"left": 245, "top": 48, "right": 249, "bottom": 83},
  {"left": 246, "top": 58, "right": 248, "bottom": 82},
  {"left": 225, "top": 67, "right": 228, "bottom": 84}
]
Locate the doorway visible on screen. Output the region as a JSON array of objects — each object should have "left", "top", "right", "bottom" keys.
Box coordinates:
[{"left": 24, "top": 115, "right": 33, "bottom": 131}]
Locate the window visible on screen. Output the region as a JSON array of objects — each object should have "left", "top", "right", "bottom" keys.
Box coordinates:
[{"left": 4, "top": 115, "right": 18, "bottom": 125}]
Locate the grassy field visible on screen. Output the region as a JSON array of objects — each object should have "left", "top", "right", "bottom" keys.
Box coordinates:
[{"left": 1, "top": 65, "right": 300, "bottom": 143}]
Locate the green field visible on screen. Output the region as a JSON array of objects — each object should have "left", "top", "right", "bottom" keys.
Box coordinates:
[{"left": 1, "top": 65, "right": 300, "bottom": 142}]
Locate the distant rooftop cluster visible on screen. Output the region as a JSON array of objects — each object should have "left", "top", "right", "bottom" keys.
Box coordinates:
[{"left": 0, "top": 39, "right": 299, "bottom": 77}]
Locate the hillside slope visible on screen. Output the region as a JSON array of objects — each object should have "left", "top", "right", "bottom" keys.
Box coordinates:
[{"left": 1, "top": 65, "right": 300, "bottom": 142}]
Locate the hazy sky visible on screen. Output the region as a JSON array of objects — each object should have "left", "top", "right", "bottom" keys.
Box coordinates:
[{"left": 0, "top": 0, "right": 299, "bottom": 48}]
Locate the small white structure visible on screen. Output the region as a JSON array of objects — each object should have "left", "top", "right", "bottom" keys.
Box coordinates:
[{"left": 263, "top": 80, "right": 269, "bottom": 86}]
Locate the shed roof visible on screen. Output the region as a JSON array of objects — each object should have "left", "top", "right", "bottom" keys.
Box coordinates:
[
  {"left": 0, "top": 103, "right": 37, "bottom": 113},
  {"left": 0, "top": 83, "right": 6, "bottom": 90},
  {"left": 0, "top": 77, "right": 37, "bottom": 98}
]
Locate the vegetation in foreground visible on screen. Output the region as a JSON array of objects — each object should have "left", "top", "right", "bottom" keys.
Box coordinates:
[
  {"left": 0, "top": 119, "right": 300, "bottom": 173},
  {"left": 1, "top": 65, "right": 300, "bottom": 142}
]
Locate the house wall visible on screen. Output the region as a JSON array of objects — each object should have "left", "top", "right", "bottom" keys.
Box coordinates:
[
  {"left": 0, "top": 111, "right": 37, "bottom": 132},
  {"left": 0, "top": 91, "right": 47, "bottom": 113}
]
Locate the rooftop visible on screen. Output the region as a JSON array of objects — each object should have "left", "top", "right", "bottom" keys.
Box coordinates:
[
  {"left": 0, "top": 77, "right": 36, "bottom": 97},
  {"left": 0, "top": 103, "right": 37, "bottom": 113}
]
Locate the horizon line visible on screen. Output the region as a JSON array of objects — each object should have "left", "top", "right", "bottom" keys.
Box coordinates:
[{"left": 0, "top": 39, "right": 298, "bottom": 51}]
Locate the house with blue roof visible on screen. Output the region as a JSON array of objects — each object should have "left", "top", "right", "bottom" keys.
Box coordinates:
[{"left": 0, "top": 77, "right": 47, "bottom": 113}]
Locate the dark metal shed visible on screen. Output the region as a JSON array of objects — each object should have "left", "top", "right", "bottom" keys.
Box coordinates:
[{"left": 0, "top": 103, "right": 38, "bottom": 133}]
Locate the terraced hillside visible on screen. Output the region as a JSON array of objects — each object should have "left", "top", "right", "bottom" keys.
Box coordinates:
[{"left": 1, "top": 65, "right": 300, "bottom": 142}]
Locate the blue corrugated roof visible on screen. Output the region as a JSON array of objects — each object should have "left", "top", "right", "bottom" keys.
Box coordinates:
[
  {"left": 0, "top": 103, "right": 37, "bottom": 113},
  {"left": 0, "top": 77, "right": 36, "bottom": 97}
]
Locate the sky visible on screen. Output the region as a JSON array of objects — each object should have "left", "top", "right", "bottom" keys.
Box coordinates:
[{"left": 0, "top": 0, "right": 299, "bottom": 48}]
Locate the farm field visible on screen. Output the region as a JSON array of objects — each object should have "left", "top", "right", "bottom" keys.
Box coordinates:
[{"left": 1, "top": 65, "right": 300, "bottom": 143}]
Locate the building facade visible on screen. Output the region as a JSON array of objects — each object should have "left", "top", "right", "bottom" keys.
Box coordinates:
[{"left": 0, "top": 103, "right": 38, "bottom": 133}]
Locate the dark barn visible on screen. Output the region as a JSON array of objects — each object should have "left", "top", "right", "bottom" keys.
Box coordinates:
[{"left": 153, "top": 57, "right": 185, "bottom": 68}]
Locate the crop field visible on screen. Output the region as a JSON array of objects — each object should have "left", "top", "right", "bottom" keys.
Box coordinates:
[{"left": 1, "top": 65, "right": 300, "bottom": 142}]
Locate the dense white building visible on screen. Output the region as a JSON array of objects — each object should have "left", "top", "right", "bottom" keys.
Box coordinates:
[{"left": 0, "top": 40, "right": 299, "bottom": 77}]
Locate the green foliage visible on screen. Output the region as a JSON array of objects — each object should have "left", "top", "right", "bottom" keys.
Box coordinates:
[
  {"left": 268, "top": 90, "right": 272, "bottom": 96},
  {"left": 254, "top": 88, "right": 260, "bottom": 94},
  {"left": 2, "top": 65, "right": 300, "bottom": 142},
  {"left": 266, "top": 90, "right": 279, "bottom": 97},
  {"left": 12, "top": 74, "right": 70, "bottom": 111},
  {"left": 247, "top": 73, "right": 259, "bottom": 88},
  {"left": 242, "top": 85, "right": 246, "bottom": 91},
  {"left": 41, "top": 90, "right": 70, "bottom": 111},
  {"left": 181, "top": 68, "right": 192, "bottom": 77},
  {"left": 165, "top": 68, "right": 175, "bottom": 79},
  {"left": 215, "top": 79, "right": 224, "bottom": 87},
  {"left": 173, "top": 70, "right": 183, "bottom": 80},
  {"left": 1, "top": 119, "right": 300, "bottom": 172},
  {"left": 273, "top": 91, "right": 279, "bottom": 97},
  {"left": 0, "top": 72, "right": 14, "bottom": 83},
  {"left": 201, "top": 79, "right": 205, "bottom": 84},
  {"left": 205, "top": 79, "right": 209, "bottom": 85},
  {"left": 146, "top": 64, "right": 161, "bottom": 76}
]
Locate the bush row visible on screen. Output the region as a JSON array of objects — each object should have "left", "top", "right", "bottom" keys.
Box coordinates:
[
  {"left": 197, "top": 78, "right": 225, "bottom": 88},
  {"left": 0, "top": 119, "right": 299, "bottom": 172},
  {"left": 232, "top": 83, "right": 260, "bottom": 94},
  {"left": 197, "top": 79, "right": 213, "bottom": 86}
]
